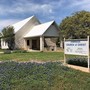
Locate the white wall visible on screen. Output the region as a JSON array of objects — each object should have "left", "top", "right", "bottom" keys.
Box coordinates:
[
  {"left": 15, "top": 16, "right": 40, "bottom": 49},
  {"left": 43, "top": 24, "right": 59, "bottom": 37},
  {"left": 1, "top": 39, "right": 8, "bottom": 49}
]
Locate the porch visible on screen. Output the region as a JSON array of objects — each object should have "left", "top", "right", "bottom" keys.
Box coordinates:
[
  {"left": 24, "top": 36, "right": 58, "bottom": 51},
  {"left": 23, "top": 21, "right": 59, "bottom": 51}
]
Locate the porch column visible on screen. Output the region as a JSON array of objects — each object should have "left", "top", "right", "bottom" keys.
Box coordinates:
[
  {"left": 54, "top": 45, "right": 57, "bottom": 51},
  {"left": 24, "top": 39, "right": 27, "bottom": 50},
  {"left": 60, "top": 40, "right": 63, "bottom": 48},
  {"left": 40, "top": 36, "right": 44, "bottom": 51}
]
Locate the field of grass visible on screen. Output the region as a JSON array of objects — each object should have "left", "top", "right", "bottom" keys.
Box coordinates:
[
  {"left": 0, "top": 61, "right": 90, "bottom": 90},
  {"left": 0, "top": 49, "right": 6, "bottom": 52},
  {"left": 0, "top": 51, "right": 90, "bottom": 90},
  {"left": 0, "top": 52, "right": 64, "bottom": 61}
]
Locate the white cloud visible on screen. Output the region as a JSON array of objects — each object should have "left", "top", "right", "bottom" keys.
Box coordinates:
[
  {"left": 0, "top": 0, "right": 90, "bottom": 16},
  {"left": 0, "top": 0, "right": 90, "bottom": 30},
  {"left": 68, "top": 0, "right": 90, "bottom": 10},
  {"left": 0, "top": 19, "right": 20, "bottom": 31},
  {"left": 0, "top": 0, "right": 54, "bottom": 16}
]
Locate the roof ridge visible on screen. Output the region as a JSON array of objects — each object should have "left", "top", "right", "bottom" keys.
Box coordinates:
[
  {"left": 12, "top": 16, "right": 34, "bottom": 33},
  {"left": 35, "top": 20, "right": 54, "bottom": 26},
  {"left": 12, "top": 16, "right": 34, "bottom": 25}
]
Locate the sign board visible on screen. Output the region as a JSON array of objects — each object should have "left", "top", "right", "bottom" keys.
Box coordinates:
[
  {"left": 64, "top": 36, "right": 90, "bottom": 71},
  {"left": 64, "top": 40, "right": 89, "bottom": 56}
]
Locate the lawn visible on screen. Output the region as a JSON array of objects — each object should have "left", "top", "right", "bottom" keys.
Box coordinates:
[
  {"left": 0, "top": 61, "right": 90, "bottom": 90},
  {"left": 0, "top": 51, "right": 90, "bottom": 90},
  {"left": 0, "top": 49, "right": 6, "bottom": 52},
  {"left": 0, "top": 52, "right": 64, "bottom": 61}
]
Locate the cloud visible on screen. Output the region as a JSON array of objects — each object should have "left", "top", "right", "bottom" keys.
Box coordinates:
[
  {"left": 0, "top": 0, "right": 90, "bottom": 16},
  {"left": 0, "top": 19, "right": 20, "bottom": 31},
  {"left": 0, "top": 0, "right": 90, "bottom": 30},
  {"left": 0, "top": 0, "right": 66, "bottom": 17},
  {"left": 67, "top": 0, "right": 90, "bottom": 10},
  {"left": 0, "top": 0, "right": 54, "bottom": 16}
]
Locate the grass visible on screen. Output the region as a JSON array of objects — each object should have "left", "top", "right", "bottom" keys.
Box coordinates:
[
  {"left": 0, "top": 51, "right": 90, "bottom": 90},
  {"left": 0, "top": 52, "right": 64, "bottom": 61},
  {"left": 0, "top": 49, "right": 6, "bottom": 52},
  {"left": 0, "top": 61, "right": 90, "bottom": 90}
]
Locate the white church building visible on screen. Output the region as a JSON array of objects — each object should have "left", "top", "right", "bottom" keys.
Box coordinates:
[{"left": 0, "top": 16, "right": 59, "bottom": 51}]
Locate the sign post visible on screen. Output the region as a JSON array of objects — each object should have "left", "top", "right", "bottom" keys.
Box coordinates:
[
  {"left": 88, "top": 36, "right": 90, "bottom": 71},
  {"left": 64, "top": 36, "right": 89, "bottom": 71},
  {"left": 64, "top": 38, "right": 66, "bottom": 64}
]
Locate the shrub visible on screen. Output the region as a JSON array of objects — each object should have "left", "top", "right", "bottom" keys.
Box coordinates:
[
  {"left": 4, "top": 50, "right": 12, "bottom": 54},
  {"left": 13, "top": 50, "right": 27, "bottom": 53},
  {"left": 67, "top": 57, "right": 88, "bottom": 67}
]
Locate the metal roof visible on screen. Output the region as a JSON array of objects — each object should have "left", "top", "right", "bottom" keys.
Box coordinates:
[
  {"left": 12, "top": 16, "right": 34, "bottom": 33},
  {"left": 24, "top": 21, "right": 54, "bottom": 38}
]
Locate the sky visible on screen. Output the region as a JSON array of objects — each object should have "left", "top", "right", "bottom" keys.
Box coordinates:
[{"left": 0, "top": 0, "right": 90, "bottom": 31}]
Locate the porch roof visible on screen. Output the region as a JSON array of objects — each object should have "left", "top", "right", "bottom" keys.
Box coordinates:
[{"left": 24, "top": 21, "right": 54, "bottom": 38}]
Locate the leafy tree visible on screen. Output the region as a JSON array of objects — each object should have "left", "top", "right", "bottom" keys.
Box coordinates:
[
  {"left": 2, "top": 26, "right": 15, "bottom": 50},
  {"left": 59, "top": 11, "right": 90, "bottom": 39}
]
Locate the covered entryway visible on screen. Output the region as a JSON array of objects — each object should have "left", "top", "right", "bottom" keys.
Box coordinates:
[
  {"left": 24, "top": 36, "right": 58, "bottom": 51},
  {"left": 24, "top": 21, "right": 59, "bottom": 51},
  {"left": 25, "top": 37, "right": 40, "bottom": 51}
]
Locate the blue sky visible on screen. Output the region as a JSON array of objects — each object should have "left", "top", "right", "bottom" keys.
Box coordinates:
[{"left": 0, "top": 0, "right": 90, "bottom": 31}]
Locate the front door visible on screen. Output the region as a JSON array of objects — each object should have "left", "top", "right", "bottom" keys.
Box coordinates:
[{"left": 32, "top": 40, "right": 37, "bottom": 50}]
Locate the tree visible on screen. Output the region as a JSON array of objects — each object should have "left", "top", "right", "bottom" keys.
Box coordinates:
[
  {"left": 59, "top": 11, "right": 90, "bottom": 39},
  {"left": 2, "top": 26, "right": 15, "bottom": 50}
]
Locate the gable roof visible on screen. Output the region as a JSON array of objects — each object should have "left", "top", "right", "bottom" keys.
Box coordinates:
[
  {"left": 24, "top": 21, "right": 54, "bottom": 38},
  {"left": 12, "top": 16, "right": 34, "bottom": 33}
]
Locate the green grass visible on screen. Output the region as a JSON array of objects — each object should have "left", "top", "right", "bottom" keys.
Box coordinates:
[
  {"left": 0, "top": 52, "right": 64, "bottom": 61},
  {"left": 0, "top": 61, "right": 90, "bottom": 90},
  {"left": 0, "top": 49, "right": 6, "bottom": 52}
]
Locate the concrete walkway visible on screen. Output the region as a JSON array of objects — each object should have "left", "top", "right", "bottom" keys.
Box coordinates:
[
  {"left": 0, "top": 52, "right": 4, "bottom": 54},
  {"left": 66, "top": 64, "right": 90, "bottom": 73}
]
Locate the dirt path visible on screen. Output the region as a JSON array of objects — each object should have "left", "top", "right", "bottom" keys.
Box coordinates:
[{"left": 18, "top": 60, "right": 64, "bottom": 64}]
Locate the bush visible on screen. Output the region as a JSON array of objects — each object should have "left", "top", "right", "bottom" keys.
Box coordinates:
[
  {"left": 13, "top": 50, "right": 27, "bottom": 53},
  {"left": 4, "top": 50, "right": 12, "bottom": 54},
  {"left": 67, "top": 57, "right": 88, "bottom": 67}
]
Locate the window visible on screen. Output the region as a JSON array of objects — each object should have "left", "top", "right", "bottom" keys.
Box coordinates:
[{"left": 27, "top": 40, "right": 29, "bottom": 46}]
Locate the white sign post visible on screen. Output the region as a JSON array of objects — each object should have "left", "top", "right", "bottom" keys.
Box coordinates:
[
  {"left": 64, "top": 36, "right": 90, "bottom": 71},
  {"left": 88, "top": 36, "right": 90, "bottom": 70}
]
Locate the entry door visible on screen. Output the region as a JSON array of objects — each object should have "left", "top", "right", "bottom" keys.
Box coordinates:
[{"left": 32, "top": 40, "right": 37, "bottom": 49}]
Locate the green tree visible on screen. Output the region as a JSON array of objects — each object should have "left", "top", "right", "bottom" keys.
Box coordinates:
[
  {"left": 2, "top": 26, "right": 15, "bottom": 50},
  {"left": 59, "top": 11, "right": 90, "bottom": 39}
]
